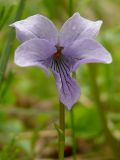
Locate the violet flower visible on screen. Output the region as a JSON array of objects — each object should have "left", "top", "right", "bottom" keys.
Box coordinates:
[{"left": 11, "top": 13, "right": 112, "bottom": 110}]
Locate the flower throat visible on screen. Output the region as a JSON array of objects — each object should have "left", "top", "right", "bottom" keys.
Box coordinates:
[{"left": 53, "top": 46, "right": 64, "bottom": 60}]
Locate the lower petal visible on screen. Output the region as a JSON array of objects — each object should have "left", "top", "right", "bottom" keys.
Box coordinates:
[{"left": 53, "top": 71, "right": 80, "bottom": 110}]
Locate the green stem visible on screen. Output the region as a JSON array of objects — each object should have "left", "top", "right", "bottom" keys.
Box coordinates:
[
  {"left": 68, "top": 0, "right": 73, "bottom": 16},
  {"left": 88, "top": 64, "right": 120, "bottom": 158},
  {"left": 59, "top": 101, "right": 65, "bottom": 160},
  {"left": 0, "top": 0, "right": 26, "bottom": 87},
  {"left": 70, "top": 107, "right": 76, "bottom": 160}
]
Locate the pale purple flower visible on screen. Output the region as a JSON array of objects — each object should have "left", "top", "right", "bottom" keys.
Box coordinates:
[{"left": 11, "top": 13, "right": 112, "bottom": 110}]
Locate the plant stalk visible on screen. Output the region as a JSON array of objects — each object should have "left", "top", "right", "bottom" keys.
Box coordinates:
[
  {"left": 70, "top": 106, "right": 77, "bottom": 160},
  {"left": 59, "top": 101, "right": 65, "bottom": 160}
]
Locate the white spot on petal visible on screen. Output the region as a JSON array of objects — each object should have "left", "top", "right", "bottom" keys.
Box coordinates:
[{"left": 72, "top": 26, "right": 76, "bottom": 30}]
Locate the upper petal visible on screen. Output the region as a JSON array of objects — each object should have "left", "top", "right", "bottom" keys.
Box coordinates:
[
  {"left": 15, "top": 38, "right": 56, "bottom": 74},
  {"left": 63, "top": 38, "right": 112, "bottom": 72},
  {"left": 10, "top": 14, "right": 58, "bottom": 45},
  {"left": 59, "top": 12, "right": 102, "bottom": 47}
]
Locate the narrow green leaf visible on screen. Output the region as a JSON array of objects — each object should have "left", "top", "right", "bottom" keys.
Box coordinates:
[
  {"left": 0, "top": 5, "right": 15, "bottom": 30},
  {"left": 0, "top": 0, "right": 27, "bottom": 90}
]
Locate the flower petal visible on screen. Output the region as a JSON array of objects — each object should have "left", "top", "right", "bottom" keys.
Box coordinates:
[
  {"left": 59, "top": 12, "right": 102, "bottom": 46},
  {"left": 10, "top": 14, "right": 58, "bottom": 45},
  {"left": 15, "top": 38, "right": 56, "bottom": 74},
  {"left": 50, "top": 56, "right": 80, "bottom": 109},
  {"left": 63, "top": 38, "right": 112, "bottom": 72}
]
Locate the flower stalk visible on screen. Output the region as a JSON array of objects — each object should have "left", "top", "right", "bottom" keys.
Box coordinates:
[
  {"left": 70, "top": 105, "right": 77, "bottom": 160},
  {"left": 59, "top": 101, "right": 65, "bottom": 160}
]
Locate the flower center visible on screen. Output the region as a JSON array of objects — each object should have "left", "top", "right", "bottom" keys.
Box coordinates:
[{"left": 53, "top": 46, "right": 64, "bottom": 60}]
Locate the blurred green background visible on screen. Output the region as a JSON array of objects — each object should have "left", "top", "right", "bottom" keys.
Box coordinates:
[{"left": 0, "top": 0, "right": 120, "bottom": 159}]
